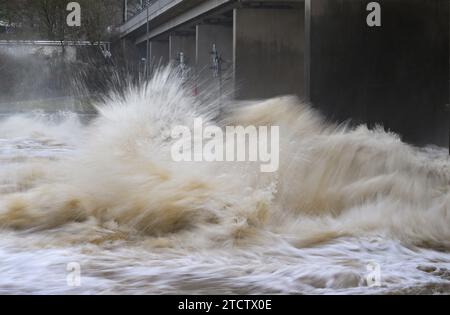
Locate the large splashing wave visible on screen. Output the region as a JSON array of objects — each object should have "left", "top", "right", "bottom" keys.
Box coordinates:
[{"left": 0, "top": 66, "right": 448, "bottom": 254}]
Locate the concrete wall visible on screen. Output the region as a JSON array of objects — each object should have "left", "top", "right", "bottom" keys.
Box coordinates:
[
  {"left": 169, "top": 34, "right": 196, "bottom": 67},
  {"left": 308, "top": 0, "right": 449, "bottom": 147},
  {"left": 233, "top": 7, "right": 305, "bottom": 100},
  {"left": 150, "top": 40, "right": 169, "bottom": 65},
  {"left": 196, "top": 24, "right": 233, "bottom": 96}
]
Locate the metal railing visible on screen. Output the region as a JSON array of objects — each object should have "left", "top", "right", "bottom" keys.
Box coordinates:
[
  {"left": 125, "top": 0, "right": 159, "bottom": 22},
  {"left": 0, "top": 40, "right": 110, "bottom": 47}
]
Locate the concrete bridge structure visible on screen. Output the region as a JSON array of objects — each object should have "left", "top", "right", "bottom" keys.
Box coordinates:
[
  {"left": 121, "top": 0, "right": 305, "bottom": 100},
  {"left": 120, "top": 0, "right": 449, "bottom": 148}
]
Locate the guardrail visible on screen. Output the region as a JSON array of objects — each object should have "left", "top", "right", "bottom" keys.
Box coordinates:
[
  {"left": 125, "top": 0, "right": 159, "bottom": 22},
  {"left": 0, "top": 40, "right": 110, "bottom": 47}
]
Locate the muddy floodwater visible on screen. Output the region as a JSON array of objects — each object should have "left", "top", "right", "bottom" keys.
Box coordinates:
[{"left": 0, "top": 70, "right": 449, "bottom": 294}]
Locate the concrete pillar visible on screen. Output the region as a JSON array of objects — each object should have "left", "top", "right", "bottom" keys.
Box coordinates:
[
  {"left": 135, "top": 42, "right": 147, "bottom": 75},
  {"left": 233, "top": 8, "right": 305, "bottom": 100},
  {"left": 195, "top": 24, "right": 233, "bottom": 97},
  {"left": 136, "top": 41, "right": 147, "bottom": 60},
  {"left": 150, "top": 40, "right": 169, "bottom": 65},
  {"left": 169, "top": 34, "right": 196, "bottom": 68}
]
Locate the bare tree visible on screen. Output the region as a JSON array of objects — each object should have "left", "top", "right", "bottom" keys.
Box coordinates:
[
  {"left": 0, "top": 0, "right": 123, "bottom": 41},
  {"left": 79, "top": 0, "right": 123, "bottom": 43}
]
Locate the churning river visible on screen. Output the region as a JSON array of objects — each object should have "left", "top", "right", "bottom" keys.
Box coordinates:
[{"left": 0, "top": 69, "right": 449, "bottom": 294}]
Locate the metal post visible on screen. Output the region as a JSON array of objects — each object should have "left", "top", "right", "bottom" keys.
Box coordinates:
[
  {"left": 211, "top": 43, "right": 223, "bottom": 100},
  {"left": 146, "top": 1, "right": 150, "bottom": 79},
  {"left": 124, "top": 0, "right": 128, "bottom": 23},
  {"left": 304, "top": 0, "right": 311, "bottom": 103}
]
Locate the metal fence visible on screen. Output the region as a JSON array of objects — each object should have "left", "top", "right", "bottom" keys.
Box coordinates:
[
  {"left": 125, "top": 0, "right": 159, "bottom": 22},
  {"left": 0, "top": 40, "right": 110, "bottom": 47}
]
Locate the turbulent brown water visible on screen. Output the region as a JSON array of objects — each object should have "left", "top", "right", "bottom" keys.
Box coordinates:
[{"left": 0, "top": 68, "right": 449, "bottom": 294}]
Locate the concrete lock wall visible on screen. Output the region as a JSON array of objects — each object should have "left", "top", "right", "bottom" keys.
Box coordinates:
[
  {"left": 233, "top": 7, "right": 305, "bottom": 100},
  {"left": 195, "top": 24, "right": 233, "bottom": 95},
  {"left": 309, "top": 0, "right": 449, "bottom": 147},
  {"left": 169, "top": 34, "right": 196, "bottom": 68}
]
